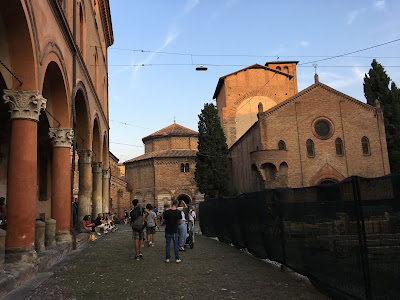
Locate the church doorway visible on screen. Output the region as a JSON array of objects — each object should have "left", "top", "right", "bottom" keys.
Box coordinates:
[
  {"left": 319, "top": 179, "right": 338, "bottom": 185},
  {"left": 177, "top": 194, "right": 191, "bottom": 205}
]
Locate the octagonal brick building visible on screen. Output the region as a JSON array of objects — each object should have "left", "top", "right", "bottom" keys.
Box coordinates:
[{"left": 124, "top": 122, "right": 203, "bottom": 211}]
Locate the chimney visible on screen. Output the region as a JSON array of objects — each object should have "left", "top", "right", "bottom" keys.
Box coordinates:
[
  {"left": 375, "top": 99, "right": 381, "bottom": 109},
  {"left": 314, "top": 73, "right": 319, "bottom": 83},
  {"left": 258, "top": 102, "right": 264, "bottom": 114}
]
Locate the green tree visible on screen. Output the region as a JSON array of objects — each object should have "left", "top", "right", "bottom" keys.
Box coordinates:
[
  {"left": 364, "top": 59, "right": 400, "bottom": 172},
  {"left": 194, "top": 103, "right": 230, "bottom": 198}
]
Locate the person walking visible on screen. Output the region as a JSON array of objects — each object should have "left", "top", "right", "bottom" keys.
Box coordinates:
[
  {"left": 189, "top": 206, "right": 196, "bottom": 235},
  {"left": 130, "top": 199, "right": 145, "bottom": 260},
  {"left": 163, "top": 199, "right": 182, "bottom": 263},
  {"left": 177, "top": 200, "right": 188, "bottom": 251},
  {"left": 145, "top": 204, "right": 159, "bottom": 246}
]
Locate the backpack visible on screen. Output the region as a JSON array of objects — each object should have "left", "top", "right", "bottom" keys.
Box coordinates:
[{"left": 132, "top": 208, "right": 145, "bottom": 231}]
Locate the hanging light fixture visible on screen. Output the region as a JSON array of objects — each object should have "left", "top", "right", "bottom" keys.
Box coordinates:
[{"left": 196, "top": 65, "right": 207, "bottom": 71}]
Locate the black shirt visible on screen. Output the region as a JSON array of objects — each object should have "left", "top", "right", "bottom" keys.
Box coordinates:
[
  {"left": 130, "top": 207, "right": 143, "bottom": 223},
  {"left": 164, "top": 209, "right": 182, "bottom": 234},
  {"left": 95, "top": 217, "right": 102, "bottom": 227}
]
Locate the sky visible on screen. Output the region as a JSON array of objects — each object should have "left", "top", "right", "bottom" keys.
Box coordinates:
[{"left": 107, "top": 0, "right": 400, "bottom": 163}]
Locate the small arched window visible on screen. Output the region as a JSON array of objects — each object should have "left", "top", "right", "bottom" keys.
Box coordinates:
[
  {"left": 335, "top": 138, "right": 343, "bottom": 156},
  {"left": 276, "top": 66, "right": 281, "bottom": 71},
  {"left": 362, "top": 136, "right": 370, "bottom": 155},
  {"left": 180, "top": 163, "right": 185, "bottom": 172},
  {"left": 185, "top": 163, "right": 190, "bottom": 172},
  {"left": 283, "top": 66, "right": 289, "bottom": 73},
  {"left": 278, "top": 140, "right": 286, "bottom": 150},
  {"left": 306, "top": 139, "right": 315, "bottom": 158}
]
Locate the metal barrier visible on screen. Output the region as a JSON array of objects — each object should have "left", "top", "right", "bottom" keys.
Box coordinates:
[{"left": 200, "top": 175, "right": 400, "bottom": 300}]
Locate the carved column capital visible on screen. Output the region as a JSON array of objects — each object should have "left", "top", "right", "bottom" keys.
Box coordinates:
[
  {"left": 77, "top": 149, "right": 93, "bottom": 164},
  {"left": 102, "top": 169, "right": 111, "bottom": 179},
  {"left": 2, "top": 90, "right": 47, "bottom": 121},
  {"left": 92, "top": 162, "right": 103, "bottom": 173},
  {"left": 49, "top": 128, "right": 74, "bottom": 148}
]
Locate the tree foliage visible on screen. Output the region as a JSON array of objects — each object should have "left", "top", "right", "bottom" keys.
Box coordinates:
[
  {"left": 364, "top": 59, "right": 400, "bottom": 172},
  {"left": 194, "top": 103, "right": 230, "bottom": 198}
]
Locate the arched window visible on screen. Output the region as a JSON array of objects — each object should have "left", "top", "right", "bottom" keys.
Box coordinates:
[
  {"left": 306, "top": 139, "right": 315, "bottom": 158},
  {"left": 283, "top": 66, "right": 289, "bottom": 73},
  {"left": 335, "top": 138, "right": 343, "bottom": 156},
  {"left": 362, "top": 136, "right": 370, "bottom": 155},
  {"left": 278, "top": 140, "right": 286, "bottom": 150},
  {"left": 276, "top": 66, "right": 281, "bottom": 71},
  {"left": 181, "top": 163, "right": 190, "bottom": 172}
]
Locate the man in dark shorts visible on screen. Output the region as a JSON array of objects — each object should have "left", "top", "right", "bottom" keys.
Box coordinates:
[
  {"left": 130, "top": 199, "right": 145, "bottom": 260},
  {"left": 163, "top": 199, "right": 182, "bottom": 263}
]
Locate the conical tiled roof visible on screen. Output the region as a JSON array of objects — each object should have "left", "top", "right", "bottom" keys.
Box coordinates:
[{"left": 142, "top": 122, "right": 198, "bottom": 142}]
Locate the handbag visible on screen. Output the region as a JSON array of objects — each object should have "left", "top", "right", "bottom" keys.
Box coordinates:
[{"left": 88, "top": 232, "right": 96, "bottom": 241}]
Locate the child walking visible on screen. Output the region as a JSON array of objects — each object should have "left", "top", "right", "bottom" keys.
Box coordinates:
[{"left": 145, "top": 204, "right": 159, "bottom": 246}]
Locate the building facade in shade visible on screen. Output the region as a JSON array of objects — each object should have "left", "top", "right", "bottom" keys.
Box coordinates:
[
  {"left": 109, "top": 152, "right": 131, "bottom": 219},
  {"left": 0, "top": 1, "right": 113, "bottom": 262},
  {"left": 226, "top": 73, "right": 390, "bottom": 193},
  {"left": 124, "top": 122, "right": 203, "bottom": 211}
]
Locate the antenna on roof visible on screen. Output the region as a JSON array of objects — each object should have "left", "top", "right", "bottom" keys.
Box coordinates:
[{"left": 313, "top": 63, "right": 318, "bottom": 74}]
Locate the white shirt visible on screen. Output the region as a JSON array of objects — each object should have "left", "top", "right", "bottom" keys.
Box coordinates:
[
  {"left": 189, "top": 210, "right": 196, "bottom": 223},
  {"left": 177, "top": 207, "right": 186, "bottom": 221}
]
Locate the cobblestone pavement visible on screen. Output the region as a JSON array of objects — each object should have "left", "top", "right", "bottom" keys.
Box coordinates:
[{"left": 13, "top": 225, "right": 327, "bottom": 300}]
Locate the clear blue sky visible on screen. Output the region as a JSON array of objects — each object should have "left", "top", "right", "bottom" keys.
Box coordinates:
[{"left": 108, "top": 0, "right": 400, "bottom": 163}]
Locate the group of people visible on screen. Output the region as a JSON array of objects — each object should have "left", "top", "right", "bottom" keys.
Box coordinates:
[
  {"left": 80, "top": 212, "right": 118, "bottom": 236},
  {"left": 130, "top": 198, "right": 196, "bottom": 263}
]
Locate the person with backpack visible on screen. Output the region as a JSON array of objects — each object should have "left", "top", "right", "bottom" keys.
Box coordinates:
[{"left": 130, "top": 199, "right": 145, "bottom": 260}]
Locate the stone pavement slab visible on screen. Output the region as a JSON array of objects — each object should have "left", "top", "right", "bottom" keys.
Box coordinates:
[{"left": 7, "top": 225, "right": 328, "bottom": 300}]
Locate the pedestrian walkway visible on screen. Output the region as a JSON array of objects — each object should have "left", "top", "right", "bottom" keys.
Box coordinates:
[{"left": 8, "top": 225, "right": 327, "bottom": 300}]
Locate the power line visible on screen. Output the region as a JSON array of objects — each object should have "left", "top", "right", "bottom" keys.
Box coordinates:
[
  {"left": 110, "top": 141, "right": 144, "bottom": 147},
  {"left": 106, "top": 64, "right": 400, "bottom": 68},
  {"left": 110, "top": 120, "right": 155, "bottom": 130},
  {"left": 109, "top": 48, "right": 400, "bottom": 59},
  {"left": 298, "top": 38, "right": 400, "bottom": 65}
]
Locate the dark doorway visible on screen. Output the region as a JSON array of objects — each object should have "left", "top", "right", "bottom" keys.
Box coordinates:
[{"left": 177, "top": 194, "right": 191, "bottom": 205}]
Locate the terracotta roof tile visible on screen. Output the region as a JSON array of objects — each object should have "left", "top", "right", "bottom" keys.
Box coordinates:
[
  {"left": 124, "top": 149, "right": 197, "bottom": 164},
  {"left": 142, "top": 122, "right": 198, "bottom": 142}
]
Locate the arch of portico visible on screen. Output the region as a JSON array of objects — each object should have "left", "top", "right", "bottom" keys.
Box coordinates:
[
  {"left": 101, "top": 132, "right": 110, "bottom": 213},
  {"left": 92, "top": 115, "right": 103, "bottom": 217},
  {"left": 40, "top": 61, "right": 73, "bottom": 242}
]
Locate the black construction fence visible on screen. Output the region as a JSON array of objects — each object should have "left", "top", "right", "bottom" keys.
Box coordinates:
[{"left": 199, "top": 175, "right": 400, "bottom": 300}]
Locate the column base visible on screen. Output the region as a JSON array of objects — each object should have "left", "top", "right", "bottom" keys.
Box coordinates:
[
  {"left": 56, "top": 231, "right": 72, "bottom": 243},
  {"left": 5, "top": 245, "right": 37, "bottom": 264}
]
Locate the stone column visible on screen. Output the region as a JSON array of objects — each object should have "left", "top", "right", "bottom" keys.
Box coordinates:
[
  {"left": 102, "top": 169, "right": 110, "bottom": 213},
  {"left": 35, "top": 220, "right": 45, "bottom": 254},
  {"left": 2, "top": 90, "right": 46, "bottom": 263},
  {"left": 77, "top": 149, "right": 93, "bottom": 224},
  {"left": 92, "top": 162, "right": 103, "bottom": 217},
  {"left": 49, "top": 128, "right": 73, "bottom": 242}
]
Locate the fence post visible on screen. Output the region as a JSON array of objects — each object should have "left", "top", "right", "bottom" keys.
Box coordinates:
[
  {"left": 273, "top": 189, "right": 287, "bottom": 268},
  {"left": 352, "top": 176, "right": 372, "bottom": 300}
]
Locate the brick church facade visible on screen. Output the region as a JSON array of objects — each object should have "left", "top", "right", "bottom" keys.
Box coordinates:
[
  {"left": 214, "top": 62, "right": 390, "bottom": 193},
  {"left": 124, "top": 122, "right": 203, "bottom": 211}
]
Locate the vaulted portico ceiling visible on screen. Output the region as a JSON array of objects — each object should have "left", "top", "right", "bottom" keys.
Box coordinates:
[{"left": 99, "top": 0, "right": 114, "bottom": 47}]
